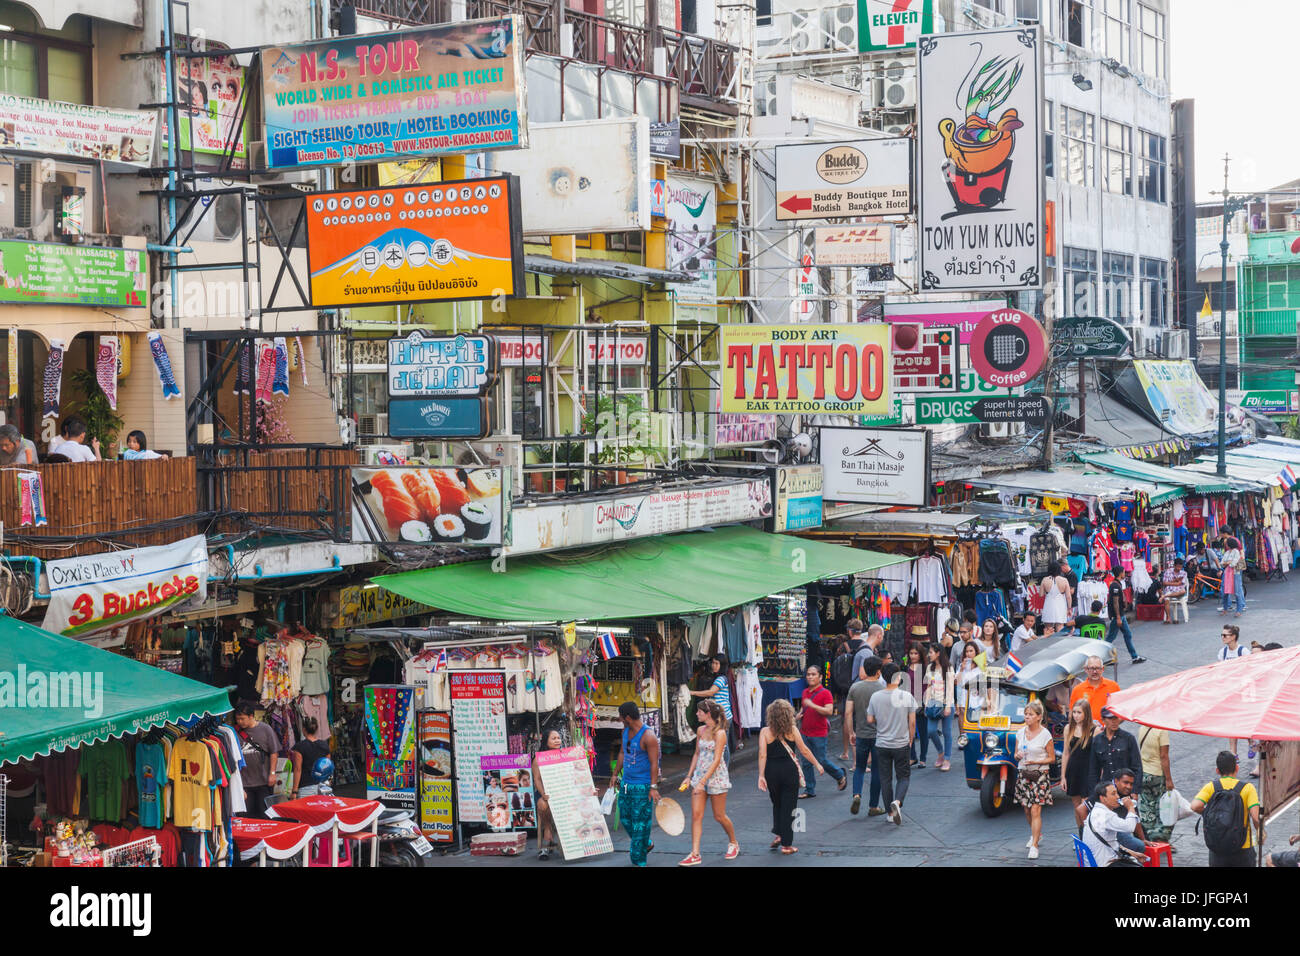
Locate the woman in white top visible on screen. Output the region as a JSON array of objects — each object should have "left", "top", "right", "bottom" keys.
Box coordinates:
[
  {"left": 1013, "top": 699, "right": 1056, "bottom": 859},
  {"left": 1039, "top": 566, "right": 1070, "bottom": 626},
  {"left": 922, "top": 644, "right": 956, "bottom": 771}
]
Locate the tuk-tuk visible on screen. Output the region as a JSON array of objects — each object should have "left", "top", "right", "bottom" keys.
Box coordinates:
[{"left": 960, "top": 634, "right": 1119, "bottom": 817}]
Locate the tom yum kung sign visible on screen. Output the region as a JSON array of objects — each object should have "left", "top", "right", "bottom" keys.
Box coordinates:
[
  {"left": 719, "top": 324, "right": 892, "bottom": 415},
  {"left": 917, "top": 26, "right": 1044, "bottom": 292},
  {"left": 387, "top": 331, "right": 496, "bottom": 396}
]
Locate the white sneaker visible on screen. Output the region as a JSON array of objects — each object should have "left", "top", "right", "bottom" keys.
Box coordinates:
[
  {"left": 1028, "top": 845, "right": 1039, "bottom": 860},
  {"left": 1026, "top": 838, "right": 1034, "bottom": 848},
  {"left": 889, "top": 800, "right": 902, "bottom": 825}
]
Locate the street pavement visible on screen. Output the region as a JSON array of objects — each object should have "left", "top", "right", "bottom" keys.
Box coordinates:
[{"left": 432, "top": 572, "right": 1295, "bottom": 867}]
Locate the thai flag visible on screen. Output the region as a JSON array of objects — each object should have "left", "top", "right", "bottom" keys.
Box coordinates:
[
  {"left": 596, "top": 630, "right": 620, "bottom": 660},
  {"left": 1280, "top": 465, "right": 1297, "bottom": 489},
  {"left": 1006, "top": 653, "right": 1023, "bottom": 675}
]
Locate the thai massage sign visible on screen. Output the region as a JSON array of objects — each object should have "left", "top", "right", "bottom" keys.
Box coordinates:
[
  {"left": 719, "top": 323, "right": 891, "bottom": 415},
  {"left": 0, "top": 242, "right": 147, "bottom": 308},
  {"left": 917, "top": 26, "right": 1044, "bottom": 292},
  {"left": 0, "top": 94, "right": 156, "bottom": 167},
  {"left": 42, "top": 535, "right": 209, "bottom": 640},
  {"left": 260, "top": 17, "right": 527, "bottom": 169},
  {"left": 387, "top": 331, "right": 495, "bottom": 396}
]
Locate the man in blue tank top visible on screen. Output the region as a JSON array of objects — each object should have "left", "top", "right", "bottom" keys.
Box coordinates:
[{"left": 609, "top": 702, "right": 660, "bottom": 866}]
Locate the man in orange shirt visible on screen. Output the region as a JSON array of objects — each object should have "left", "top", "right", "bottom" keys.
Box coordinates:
[{"left": 1069, "top": 655, "right": 1120, "bottom": 722}]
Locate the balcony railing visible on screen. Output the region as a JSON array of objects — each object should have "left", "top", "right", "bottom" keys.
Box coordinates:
[
  {"left": 1238, "top": 308, "right": 1299, "bottom": 337},
  {"left": 346, "top": 0, "right": 738, "bottom": 105},
  {"left": 0, "top": 459, "right": 201, "bottom": 560},
  {"left": 197, "top": 446, "right": 360, "bottom": 543}
]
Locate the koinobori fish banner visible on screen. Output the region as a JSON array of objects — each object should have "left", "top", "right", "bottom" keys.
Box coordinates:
[
  {"left": 917, "top": 25, "right": 1044, "bottom": 293},
  {"left": 260, "top": 16, "right": 528, "bottom": 170}
]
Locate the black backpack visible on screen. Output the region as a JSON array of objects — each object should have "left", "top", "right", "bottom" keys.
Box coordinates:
[
  {"left": 1198, "top": 778, "right": 1248, "bottom": 855},
  {"left": 831, "top": 648, "right": 856, "bottom": 693}
]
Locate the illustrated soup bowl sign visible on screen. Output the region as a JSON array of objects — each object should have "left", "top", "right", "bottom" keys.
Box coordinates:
[{"left": 969, "top": 308, "right": 1046, "bottom": 389}]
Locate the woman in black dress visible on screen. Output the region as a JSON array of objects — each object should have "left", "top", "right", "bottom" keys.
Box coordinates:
[
  {"left": 757, "top": 700, "right": 823, "bottom": 855},
  {"left": 1060, "top": 698, "right": 1097, "bottom": 820}
]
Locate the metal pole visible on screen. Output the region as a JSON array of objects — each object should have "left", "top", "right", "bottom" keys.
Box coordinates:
[{"left": 1217, "top": 154, "right": 1229, "bottom": 478}]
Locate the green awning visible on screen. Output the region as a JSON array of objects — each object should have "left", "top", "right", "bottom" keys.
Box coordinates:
[
  {"left": 372, "top": 525, "right": 909, "bottom": 622},
  {"left": 1077, "top": 451, "right": 1235, "bottom": 496},
  {"left": 0, "top": 615, "right": 232, "bottom": 765}
]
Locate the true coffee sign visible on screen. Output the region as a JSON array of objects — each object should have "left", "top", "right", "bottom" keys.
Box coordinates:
[{"left": 969, "top": 308, "right": 1046, "bottom": 389}]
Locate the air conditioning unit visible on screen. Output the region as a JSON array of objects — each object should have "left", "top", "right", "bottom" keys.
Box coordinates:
[
  {"left": 357, "top": 413, "right": 389, "bottom": 445},
  {"left": 1129, "top": 326, "right": 1149, "bottom": 357},
  {"left": 882, "top": 123, "right": 910, "bottom": 136},
  {"left": 362, "top": 443, "right": 413, "bottom": 465},
  {"left": 822, "top": 3, "right": 857, "bottom": 51},
  {"left": 1161, "top": 329, "right": 1188, "bottom": 359},
  {"left": 176, "top": 180, "right": 253, "bottom": 243},
  {"left": 790, "top": 9, "right": 820, "bottom": 55},
  {"left": 979, "top": 422, "right": 1026, "bottom": 439},
  {"left": 878, "top": 58, "right": 916, "bottom": 109},
  {"left": 0, "top": 159, "right": 96, "bottom": 241}
]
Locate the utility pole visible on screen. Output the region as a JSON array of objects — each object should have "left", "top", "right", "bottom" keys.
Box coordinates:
[{"left": 1217, "top": 154, "right": 1229, "bottom": 477}]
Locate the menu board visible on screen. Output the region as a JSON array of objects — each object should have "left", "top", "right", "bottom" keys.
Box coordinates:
[
  {"left": 449, "top": 671, "right": 508, "bottom": 823},
  {"left": 481, "top": 753, "right": 535, "bottom": 830},
  {"left": 417, "top": 711, "right": 455, "bottom": 843},
  {"left": 535, "top": 745, "right": 613, "bottom": 861}
]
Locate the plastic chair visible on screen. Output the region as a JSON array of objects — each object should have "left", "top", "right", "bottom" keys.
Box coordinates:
[
  {"left": 1080, "top": 623, "right": 1106, "bottom": 641},
  {"left": 1143, "top": 842, "right": 1174, "bottom": 867},
  {"left": 1166, "top": 595, "right": 1189, "bottom": 623},
  {"left": 1072, "top": 835, "right": 1098, "bottom": 867},
  {"left": 307, "top": 832, "right": 353, "bottom": 867}
]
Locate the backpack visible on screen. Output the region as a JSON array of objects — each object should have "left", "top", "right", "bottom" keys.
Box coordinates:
[
  {"left": 831, "top": 648, "right": 856, "bottom": 693},
  {"left": 1197, "top": 778, "right": 1248, "bottom": 855}
]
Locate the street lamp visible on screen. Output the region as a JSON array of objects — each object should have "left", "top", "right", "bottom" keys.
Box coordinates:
[{"left": 1215, "top": 155, "right": 1254, "bottom": 478}]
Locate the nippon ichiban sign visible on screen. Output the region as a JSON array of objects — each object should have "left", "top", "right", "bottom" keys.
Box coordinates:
[{"left": 719, "top": 324, "right": 892, "bottom": 415}]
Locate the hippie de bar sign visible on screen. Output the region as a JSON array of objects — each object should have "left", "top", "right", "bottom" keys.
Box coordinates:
[
  {"left": 261, "top": 17, "right": 527, "bottom": 169},
  {"left": 917, "top": 26, "right": 1044, "bottom": 292}
]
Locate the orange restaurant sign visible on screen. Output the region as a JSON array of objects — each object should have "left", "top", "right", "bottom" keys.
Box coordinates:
[{"left": 305, "top": 175, "right": 525, "bottom": 308}]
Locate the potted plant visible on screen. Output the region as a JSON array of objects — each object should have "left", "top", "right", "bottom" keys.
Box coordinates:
[
  {"left": 556, "top": 438, "right": 586, "bottom": 492},
  {"left": 526, "top": 443, "right": 553, "bottom": 493},
  {"left": 69, "top": 369, "right": 125, "bottom": 458}
]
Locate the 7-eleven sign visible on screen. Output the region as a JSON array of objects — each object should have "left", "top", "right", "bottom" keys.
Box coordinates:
[
  {"left": 857, "top": 0, "right": 934, "bottom": 52},
  {"left": 799, "top": 253, "right": 814, "bottom": 315}
]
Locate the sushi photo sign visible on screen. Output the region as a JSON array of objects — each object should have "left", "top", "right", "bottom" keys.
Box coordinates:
[
  {"left": 916, "top": 25, "right": 1044, "bottom": 293},
  {"left": 352, "top": 466, "right": 508, "bottom": 546}
]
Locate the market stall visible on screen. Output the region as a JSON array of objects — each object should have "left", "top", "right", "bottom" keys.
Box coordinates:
[
  {"left": 1107, "top": 646, "right": 1300, "bottom": 863},
  {"left": 0, "top": 614, "right": 235, "bottom": 867}
]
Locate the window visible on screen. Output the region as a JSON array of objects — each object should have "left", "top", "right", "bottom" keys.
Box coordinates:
[
  {"left": 0, "top": 6, "right": 91, "bottom": 103},
  {"left": 1138, "top": 4, "right": 1166, "bottom": 79},
  {"left": 510, "top": 368, "right": 546, "bottom": 438},
  {"left": 1138, "top": 130, "right": 1166, "bottom": 203},
  {"left": 1267, "top": 281, "right": 1289, "bottom": 309},
  {"left": 1065, "top": 0, "right": 1089, "bottom": 48},
  {"left": 1102, "top": 120, "right": 1132, "bottom": 195},
  {"left": 1103, "top": 252, "right": 1134, "bottom": 320},
  {"left": 1064, "top": 246, "right": 1098, "bottom": 314},
  {"left": 1061, "top": 105, "right": 1095, "bottom": 187},
  {"left": 1141, "top": 257, "right": 1168, "bottom": 326},
  {"left": 1100, "top": 0, "right": 1131, "bottom": 63},
  {"left": 1015, "top": 0, "right": 1041, "bottom": 22},
  {"left": 1044, "top": 98, "right": 1054, "bottom": 178},
  {"left": 757, "top": 0, "right": 772, "bottom": 26}
]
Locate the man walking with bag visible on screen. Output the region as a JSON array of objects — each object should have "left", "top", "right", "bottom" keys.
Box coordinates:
[{"left": 1190, "top": 751, "right": 1260, "bottom": 867}]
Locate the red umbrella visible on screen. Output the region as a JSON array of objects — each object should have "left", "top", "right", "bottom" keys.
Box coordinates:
[
  {"left": 232, "top": 817, "right": 313, "bottom": 862},
  {"left": 1106, "top": 645, "right": 1300, "bottom": 740}
]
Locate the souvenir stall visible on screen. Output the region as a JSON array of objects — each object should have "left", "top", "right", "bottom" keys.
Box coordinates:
[
  {"left": 0, "top": 615, "right": 234, "bottom": 868},
  {"left": 971, "top": 467, "right": 1186, "bottom": 625}
]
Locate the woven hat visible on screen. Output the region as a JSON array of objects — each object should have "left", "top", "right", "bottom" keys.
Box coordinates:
[{"left": 654, "top": 797, "right": 685, "bottom": 836}]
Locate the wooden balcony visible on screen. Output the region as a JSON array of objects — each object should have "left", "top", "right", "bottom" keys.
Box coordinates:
[
  {"left": 346, "top": 0, "right": 738, "bottom": 107},
  {"left": 0, "top": 458, "right": 200, "bottom": 560},
  {"left": 197, "top": 446, "right": 360, "bottom": 543}
]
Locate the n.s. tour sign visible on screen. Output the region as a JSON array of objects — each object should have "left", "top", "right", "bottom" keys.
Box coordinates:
[{"left": 719, "top": 324, "right": 892, "bottom": 415}]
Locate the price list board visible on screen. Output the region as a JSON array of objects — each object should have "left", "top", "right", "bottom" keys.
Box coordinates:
[
  {"left": 534, "top": 745, "right": 613, "bottom": 861},
  {"left": 449, "top": 671, "right": 508, "bottom": 824}
]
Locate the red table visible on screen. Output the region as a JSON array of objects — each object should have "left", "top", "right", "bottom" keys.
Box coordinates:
[
  {"left": 267, "top": 796, "right": 383, "bottom": 867},
  {"left": 232, "top": 817, "right": 314, "bottom": 866}
]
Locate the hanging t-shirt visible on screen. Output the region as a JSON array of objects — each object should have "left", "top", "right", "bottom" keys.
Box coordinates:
[
  {"left": 298, "top": 640, "right": 331, "bottom": 697},
  {"left": 80, "top": 740, "right": 130, "bottom": 823},
  {"left": 167, "top": 739, "right": 214, "bottom": 831},
  {"left": 43, "top": 749, "right": 81, "bottom": 816},
  {"left": 135, "top": 741, "right": 169, "bottom": 829},
  {"left": 1113, "top": 500, "right": 1135, "bottom": 541}
]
